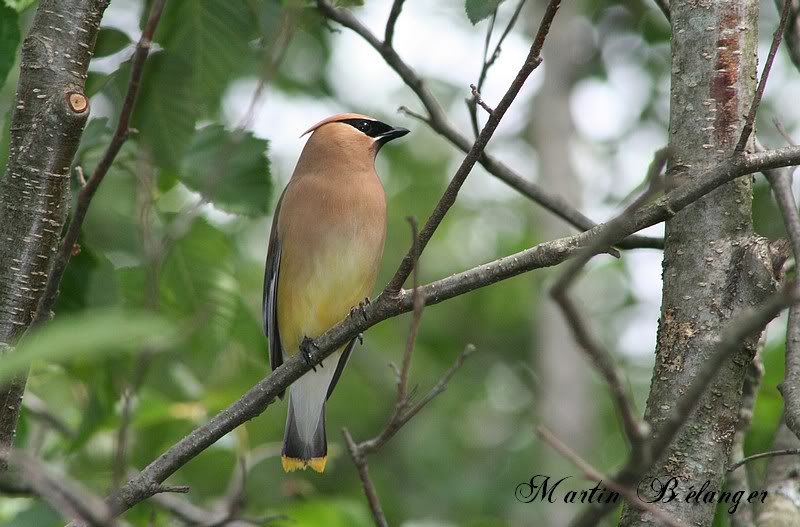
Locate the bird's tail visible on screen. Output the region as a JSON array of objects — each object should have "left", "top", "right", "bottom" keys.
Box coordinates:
[{"left": 281, "top": 371, "right": 331, "bottom": 473}]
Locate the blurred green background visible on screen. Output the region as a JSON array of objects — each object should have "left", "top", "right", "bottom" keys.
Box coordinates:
[{"left": 0, "top": 0, "right": 797, "bottom": 525}]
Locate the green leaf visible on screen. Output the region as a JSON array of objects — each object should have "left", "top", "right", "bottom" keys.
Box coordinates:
[
  {"left": 93, "top": 27, "right": 131, "bottom": 57},
  {"left": 154, "top": 0, "right": 257, "bottom": 113},
  {"left": 0, "top": 310, "right": 174, "bottom": 384},
  {"left": 132, "top": 53, "right": 197, "bottom": 170},
  {"left": 3, "top": 0, "right": 36, "bottom": 12},
  {"left": 180, "top": 125, "right": 272, "bottom": 216},
  {"left": 0, "top": 3, "right": 20, "bottom": 90},
  {"left": 465, "top": 0, "right": 504, "bottom": 25},
  {"left": 334, "top": 0, "right": 365, "bottom": 6}
]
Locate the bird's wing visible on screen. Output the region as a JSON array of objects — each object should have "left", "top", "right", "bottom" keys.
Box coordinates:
[
  {"left": 326, "top": 337, "right": 357, "bottom": 400},
  {"left": 263, "top": 193, "right": 285, "bottom": 375}
]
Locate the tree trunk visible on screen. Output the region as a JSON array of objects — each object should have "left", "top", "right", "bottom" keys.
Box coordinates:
[
  {"left": 620, "top": 1, "right": 779, "bottom": 525},
  {"left": 0, "top": 0, "right": 107, "bottom": 462}
]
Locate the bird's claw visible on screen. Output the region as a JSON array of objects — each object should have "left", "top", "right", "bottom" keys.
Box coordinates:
[
  {"left": 300, "top": 336, "right": 321, "bottom": 371},
  {"left": 356, "top": 332, "right": 364, "bottom": 345},
  {"left": 349, "top": 299, "right": 370, "bottom": 323}
]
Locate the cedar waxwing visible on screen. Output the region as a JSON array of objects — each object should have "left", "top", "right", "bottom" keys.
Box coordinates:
[{"left": 263, "top": 113, "right": 409, "bottom": 473}]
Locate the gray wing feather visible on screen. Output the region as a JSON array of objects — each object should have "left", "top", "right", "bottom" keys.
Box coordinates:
[
  {"left": 264, "top": 241, "right": 282, "bottom": 372},
  {"left": 263, "top": 194, "right": 285, "bottom": 390}
]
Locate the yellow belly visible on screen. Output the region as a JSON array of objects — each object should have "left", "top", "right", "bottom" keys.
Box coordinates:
[{"left": 277, "top": 237, "right": 381, "bottom": 357}]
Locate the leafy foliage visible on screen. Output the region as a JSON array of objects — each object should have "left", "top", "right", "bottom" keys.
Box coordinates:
[
  {"left": 153, "top": 0, "right": 258, "bottom": 112},
  {"left": 465, "top": 0, "right": 505, "bottom": 25},
  {"left": 180, "top": 125, "right": 272, "bottom": 216},
  {"left": 131, "top": 53, "right": 197, "bottom": 170}
]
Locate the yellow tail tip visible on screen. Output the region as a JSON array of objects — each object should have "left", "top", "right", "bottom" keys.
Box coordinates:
[{"left": 282, "top": 455, "right": 327, "bottom": 473}]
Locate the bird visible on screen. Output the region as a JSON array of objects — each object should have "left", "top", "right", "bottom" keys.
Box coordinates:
[{"left": 263, "top": 113, "right": 409, "bottom": 473}]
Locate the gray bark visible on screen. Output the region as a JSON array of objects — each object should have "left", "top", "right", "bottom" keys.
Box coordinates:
[
  {"left": 0, "top": 0, "right": 108, "bottom": 460},
  {"left": 619, "top": 0, "right": 778, "bottom": 526}
]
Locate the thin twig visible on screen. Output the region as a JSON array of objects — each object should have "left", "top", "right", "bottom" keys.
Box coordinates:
[
  {"left": 480, "top": 0, "right": 527, "bottom": 89},
  {"left": 33, "top": 0, "right": 168, "bottom": 324},
  {"left": 537, "top": 426, "right": 686, "bottom": 527},
  {"left": 468, "top": 9, "right": 496, "bottom": 138},
  {"left": 343, "top": 429, "right": 387, "bottom": 527},
  {"left": 384, "top": 0, "right": 406, "bottom": 47},
  {"left": 736, "top": 0, "right": 792, "bottom": 152},
  {"left": 728, "top": 448, "right": 800, "bottom": 473},
  {"left": 395, "top": 218, "right": 425, "bottom": 408},
  {"left": 470, "top": 84, "right": 495, "bottom": 115},
  {"left": 75, "top": 166, "right": 87, "bottom": 188}
]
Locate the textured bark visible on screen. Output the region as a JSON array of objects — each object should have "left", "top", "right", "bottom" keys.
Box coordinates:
[
  {"left": 620, "top": 1, "right": 773, "bottom": 526},
  {"left": 0, "top": 0, "right": 108, "bottom": 460}
]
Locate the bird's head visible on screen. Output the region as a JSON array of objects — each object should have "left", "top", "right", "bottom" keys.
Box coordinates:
[{"left": 301, "top": 113, "right": 409, "bottom": 156}]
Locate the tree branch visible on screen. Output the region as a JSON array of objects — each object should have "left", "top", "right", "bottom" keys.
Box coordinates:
[
  {"left": 59, "top": 138, "right": 800, "bottom": 523},
  {"left": 728, "top": 448, "right": 800, "bottom": 473},
  {"left": 0, "top": 0, "right": 109, "bottom": 467},
  {"left": 383, "top": 0, "right": 405, "bottom": 47},
  {"left": 33, "top": 0, "right": 167, "bottom": 325},
  {"left": 316, "top": 0, "right": 663, "bottom": 251},
  {"left": 735, "top": 0, "right": 792, "bottom": 153}
]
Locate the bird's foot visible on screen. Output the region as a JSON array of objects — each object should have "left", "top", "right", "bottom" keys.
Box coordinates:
[
  {"left": 348, "top": 297, "right": 370, "bottom": 323},
  {"left": 300, "top": 336, "right": 321, "bottom": 371},
  {"left": 356, "top": 332, "right": 364, "bottom": 345}
]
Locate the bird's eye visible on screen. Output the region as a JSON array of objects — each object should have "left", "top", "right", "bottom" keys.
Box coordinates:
[{"left": 358, "top": 121, "right": 372, "bottom": 133}]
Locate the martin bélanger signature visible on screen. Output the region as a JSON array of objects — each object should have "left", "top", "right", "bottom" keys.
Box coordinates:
[{"left": 515, "top": 474, "right": 768, "bottom": 514}]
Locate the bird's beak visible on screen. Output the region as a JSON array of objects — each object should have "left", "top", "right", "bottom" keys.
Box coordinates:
[{"left": 376, "top": 126, "right": 410, "bottom": 144}]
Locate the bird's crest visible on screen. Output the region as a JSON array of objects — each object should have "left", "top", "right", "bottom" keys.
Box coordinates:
[{"left": 300, "top": 113, "right": 373, "bottom": 137}]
